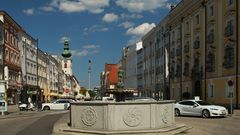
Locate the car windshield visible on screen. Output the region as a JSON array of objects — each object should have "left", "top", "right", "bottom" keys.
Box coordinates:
[{"left": 196, "top": 101, "right": 211, "bottom": 105}]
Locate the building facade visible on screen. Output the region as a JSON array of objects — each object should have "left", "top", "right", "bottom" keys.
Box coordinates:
[
  {"left": 0, "top": 11, "right": 22, "bottom": 105},
  {"left": 137, "top": 44, "right": 144, "bottom": 96},
  {"left": 37, "top": 49, "right": 48, "bottom": 102},
  {"left": 140, "top": 0, "right": 239, "bottom": 107},
  {"left": 142, "top": 28, "right": 156, "bottom": 98},
  {"left": 19, "top": 31, "right": 39, "bottom": 103}
]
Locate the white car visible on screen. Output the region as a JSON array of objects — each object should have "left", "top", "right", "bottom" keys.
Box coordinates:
[
  {"left": 42, "top": 99, "right": 72, "bottom": 110},
  {"left": 175, "top": 100, "right": 228, "bottom": 118}
]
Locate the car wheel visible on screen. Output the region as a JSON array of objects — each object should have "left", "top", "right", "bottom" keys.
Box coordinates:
[
  {"left": 202, "top": 109, "right": 210, "bottom": 118},
  {"left": 43, "top": 106, "right": 50, "bottom": 111},
  {"left": 175, "top": 108, "right": 180, "bottom": 117}
]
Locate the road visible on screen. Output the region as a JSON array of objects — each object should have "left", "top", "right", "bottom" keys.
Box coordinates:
[
  {"left": 176, "top": 116, "right": 240, "bottom": 135},
  {"left": 0, "top": 111, "right": 66, "bottom": 135}
]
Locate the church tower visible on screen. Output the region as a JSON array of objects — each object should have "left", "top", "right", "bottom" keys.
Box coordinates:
[{"left": 61, "top": 38, "right": 72, "bottom": 76}]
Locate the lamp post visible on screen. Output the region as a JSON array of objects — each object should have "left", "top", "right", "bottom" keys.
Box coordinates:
[{"left": 88, "top": 60, "right": 92, "bottom": 90}]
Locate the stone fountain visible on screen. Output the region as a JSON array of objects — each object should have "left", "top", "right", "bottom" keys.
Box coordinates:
[{"left": 56, "top": 70, "right": 188, "bottom": 134}]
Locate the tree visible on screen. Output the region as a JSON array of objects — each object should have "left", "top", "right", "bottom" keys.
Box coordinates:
[
  {"left": 88, "top": 90, "right": 96, "bottom": 98},
  {"left": 80, "top": 87, "right": 87, "bottom": 96}
]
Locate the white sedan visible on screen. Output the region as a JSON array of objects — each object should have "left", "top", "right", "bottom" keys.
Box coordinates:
[
  {"left": 42, "top": 99, "right": 72, "bottom": 110},
  {"left": 175, "top": 100, "right": 228, "bottom": 118}
]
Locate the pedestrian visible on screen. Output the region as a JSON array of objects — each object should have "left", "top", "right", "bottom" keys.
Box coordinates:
[
  {"left": 37, "top": 99, "right": 42, "bottom": 111},
  {"left": 28, "top": 96, "right": 32, "bottom": 109}
]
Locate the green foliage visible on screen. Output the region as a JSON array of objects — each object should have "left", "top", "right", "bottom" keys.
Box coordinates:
[
  {"left": 74, "top": 91, "right": 78, "bottom": 96},
  {"left": 80, "top": 87, "right": 87, "bottom": 96},
  {"left": 88, "top": 90, "right": 96, "bottom": 97}
]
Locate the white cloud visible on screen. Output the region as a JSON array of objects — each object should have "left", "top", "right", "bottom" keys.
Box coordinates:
[
  {"left": 71, "top": 49, "right": 89, "bottom": 57},
  {"left": 71, "top": 44, "right": 100, "bottom": 57},
  {"left": 120, "top": 13, "right": 143, "bottom": 19},
  {"left": 126, "top": 23, "right": 155, "bottom": 36},
  {"left": 40, "top": 6, "right": 55, "bottom": 12},
  {"left": 102, "top": 13, "right": 119, "bottom": 23},
  {"left": 83, "top": 25, "right": 109, "bottom": 36},
  {"left": 59, "top": 36, "right": 70, "bottom": 43},
  {"left": 23, "top": 8, "right": 35, "bottom": 15},
  {"left": 119, "top": 21, "right": 134, "bottom": 29},
  {"left": 83, "top": 45, "right": 100, "bottom": 49},
  {"left": 116, "top": 0, "right": 168, "bottom": 13},
  {"left": 47, "top": 0, "right": 109, "bottom": 14},
  {"left": 126, "top": 22, "right": 155, "bottom": 45}
]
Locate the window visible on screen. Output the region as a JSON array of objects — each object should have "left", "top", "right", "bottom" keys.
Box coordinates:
[
  {"left": 185, "top": 21, "right": 189, "bottom": 32},
  {"left": 210, "top": 5, "right": 214, "bottom": 16},
  {"left": 208, "top": 84, "right": 214, "bottom": 97},
  {"left": 194, "top": 36, "right": 200, "bottom": 49},
  {"left": 5, "top": 50, "right": 8, "bottom": 60},
  {"left": 196, "top": 15, "right": 199, "bottom": 25},
  {"left": 227, "top": 0, "right": 233, "bottom": 6},
  {"left": 10, "top": 35, "right": 13, "bottom": 45},
  {"left": 208, "top": 29, "right": 214, "bottom": 44},
  {"left": 225, "top": 20, "right": 233, "bottom": 37},
  {"left": 223, "top": 43, "right": 234, "bottom": 68},
  {"left": 4, "top": 30, "right": 8, "bottom": 41},
  {"left": 207, "top": 51, "right": 215, "bottom": 72}
]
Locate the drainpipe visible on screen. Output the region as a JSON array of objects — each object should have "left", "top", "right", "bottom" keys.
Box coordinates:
[
  {"left": 168, "top": 26, "right": 171, "bottom": 100},
  {"left": 236, "top": 0, "right": 239, "bottom": 108},
  {"left": 202, "top": 1, "right": 207, "bottom": 101},
  {"left": 36, "top": 39, "right": 39, "bottom": 102},
  {"left": 180, "top": 18, "right": 183, "bottom": 101},
  {"left": 163, "top": 32, "right": 166, "bottom": 100}
]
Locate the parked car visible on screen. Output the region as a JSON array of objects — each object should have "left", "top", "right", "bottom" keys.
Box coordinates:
[
  {"left": 175, "top": 100, "right": 228, "bottom": 118},
  {"left": 42, "top": 99, "right": 73, "bottom": 110}
]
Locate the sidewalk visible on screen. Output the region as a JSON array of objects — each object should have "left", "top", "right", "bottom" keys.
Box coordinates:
[
  {"left": 0, "top": 104, "right": 40, "bottom": 119},
  {"left": 232, "top": 109, "right": 240, "bottom": 118}
]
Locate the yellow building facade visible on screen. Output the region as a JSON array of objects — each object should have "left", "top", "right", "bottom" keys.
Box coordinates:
[{"left": 165, "top": 0, "right": 239, "bottom": 107}]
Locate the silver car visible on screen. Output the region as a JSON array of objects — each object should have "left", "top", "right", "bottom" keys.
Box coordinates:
[{"left": 175, "top": 100, "right": 228, "bottom": 118}]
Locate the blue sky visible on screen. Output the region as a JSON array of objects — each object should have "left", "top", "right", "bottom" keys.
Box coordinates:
[{"left": 1, "top": 0, "right": 179, "bottom": 88}]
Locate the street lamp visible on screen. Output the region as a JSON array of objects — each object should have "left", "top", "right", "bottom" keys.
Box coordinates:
[{"left": 88, "top": 60, "right": 92, "bottom": 90}]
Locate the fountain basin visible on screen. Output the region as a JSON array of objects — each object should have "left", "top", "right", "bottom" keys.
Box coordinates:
[{"left": 69, "top": 100, "right": 176, "bottom": 134}]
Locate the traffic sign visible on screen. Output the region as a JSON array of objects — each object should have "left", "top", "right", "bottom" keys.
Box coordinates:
[{"left": 228, "top": 80, "right": 234, "bottom": 86}]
